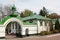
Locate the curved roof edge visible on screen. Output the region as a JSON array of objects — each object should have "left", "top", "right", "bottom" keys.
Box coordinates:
[
  {"left": 0, "top": 16, "right": 22, "bottom": 24},
  {"left": 23, "top": 15, "right": 51, "bottom": 21}
]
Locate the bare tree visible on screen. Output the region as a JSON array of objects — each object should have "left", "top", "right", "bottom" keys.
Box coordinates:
[
  {"left": 0, "top": 4, "right": 4, "bottom": 20},
  {"left": 0, "top": 4, "right": 12, "bottom": 20},
  {"left": 4, "top": 5, "right": 12, "bottom": 16}
]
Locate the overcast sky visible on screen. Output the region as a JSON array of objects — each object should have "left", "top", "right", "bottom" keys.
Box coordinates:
[{"left": 0, "top": 0, "right": 60, "bottom": 14}]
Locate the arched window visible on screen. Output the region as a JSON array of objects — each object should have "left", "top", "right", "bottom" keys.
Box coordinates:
[{"left": 40, "top": 21, "right": 43, "bottom": 26}]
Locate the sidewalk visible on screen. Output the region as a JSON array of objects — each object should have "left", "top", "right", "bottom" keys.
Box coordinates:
[{"left": 1, "top": 33, "right": 60, "bottom": 40}]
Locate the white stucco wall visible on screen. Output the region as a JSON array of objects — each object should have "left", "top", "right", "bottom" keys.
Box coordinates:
[
  {"left": 37, "top": 20, "right": 46, "bottom": 33},
  {"left": 0, "top": 25, "right": 5, "bottom": 37},
  {"left": 22, "top": 25, "right": 37, "bottom": 35},
  {"left": 22, "top": 20, "right": 50, "bottom": 35}
]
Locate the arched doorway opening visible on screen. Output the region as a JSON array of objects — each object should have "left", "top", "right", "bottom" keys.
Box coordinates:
[{"left": 5, "top": 22, "right": 22, "bottom": 38}]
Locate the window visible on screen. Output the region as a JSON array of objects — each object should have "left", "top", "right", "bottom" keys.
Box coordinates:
[
  {"left": 15, "top": 23, "right": 17, "bottom": 29},
  {"left": 40, "top": 22, "right": 43, "bottom": 26},
  {"left": 13, "top": 23, "right": 14, "bottom": 29},
  {"left": 29, "top": 20, "right": 33, "bottom": 23},
  {"left": 45, "top": 22, "right": 47, "bottom": 26},
  {"left": 23, "top": 21, "right": 26, "bottom": 22}
]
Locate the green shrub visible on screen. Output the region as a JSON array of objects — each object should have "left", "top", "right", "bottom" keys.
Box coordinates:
[
  {"left": 40, "top": 30, "right": 59, "bottom": 36},
  {"left": 47, "top": 31, "right": 52, "bottom": 35},
  {"left": 40, "top": 31, "right": 47, "bottom": 35},
  {"left": 49, "top": 31, "right": 53, "bottom": 34},
  {"left": 40, "top": 31, "right": 53, "bottom": 35},
  {"left": 40, "top": 30, "right": 60, "bottom": 35},
  {"left": 53, "top": 30, "right": 59, "bottom": 33},
  {"left": 58, "top": 29, "right": 60, "bottom": 33}
]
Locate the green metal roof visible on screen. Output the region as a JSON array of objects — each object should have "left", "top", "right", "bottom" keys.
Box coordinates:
[
  {"left": 23, "top": 15, "right": 51, "bottom": 21},
  {"left": 0, "top": 15, "right": 52, "bottom": 25},
  {"left": 0, "top": 15, "right": 36, "bottom": 25},
  {"left": 52, "top": 19, "right": 57, "bottom": 24},
  {"left": 0, "top": 16, "right": 23, "bottom": 24},
  {"left": 0, "top": 16, "right": 11, "bottom": 24}
]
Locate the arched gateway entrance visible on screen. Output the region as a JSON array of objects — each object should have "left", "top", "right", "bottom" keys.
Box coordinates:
[
  {"left": 6, "top": 22, "right": 21, "bottom": 35},
  {"left": 4, "top": 18, "right": 23, "bottom": 38}
]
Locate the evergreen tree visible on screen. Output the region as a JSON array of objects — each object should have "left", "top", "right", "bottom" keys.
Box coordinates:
[
  {"left": 55, "top": 19, "right": 60, "bottom": 30},
  {"left": 39, "top": 7, "right": 48, "bottom": 17},
  {"left": 39, "top": 9, "right": 44, "bottom": 16}
]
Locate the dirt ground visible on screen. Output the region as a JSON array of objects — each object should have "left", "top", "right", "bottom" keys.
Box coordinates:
[{"left": 1, "top": 33, "right": 60, "bottom": 40}]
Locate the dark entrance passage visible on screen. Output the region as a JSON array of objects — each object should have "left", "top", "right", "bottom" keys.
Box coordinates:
[
  {"left": 5, "top": 22, "right": 22, "bottom": 38},
  {"left": 6, "top": 23, "right": 11, "bottom": 35}
]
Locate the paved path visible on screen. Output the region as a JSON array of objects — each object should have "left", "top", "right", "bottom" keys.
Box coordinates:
[{"left": 1, "top": 33, "right": 60, "bottom": 40}]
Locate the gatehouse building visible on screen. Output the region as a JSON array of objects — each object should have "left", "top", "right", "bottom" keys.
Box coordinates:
[{"left": 0, "top": 5, "right": 51, "bottom": 38}]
